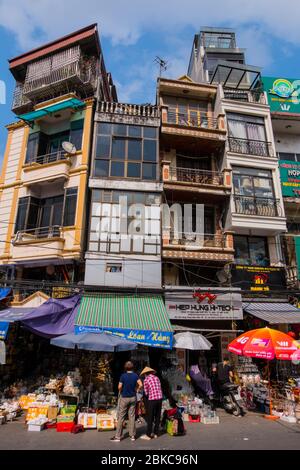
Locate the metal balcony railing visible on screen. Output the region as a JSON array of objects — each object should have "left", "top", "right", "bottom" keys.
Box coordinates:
[
  {"left": 233, "top": 196, "right": 282, "bottom": 217},
  {"left": 168, "top": 166, "right": 223, "bottom": 185},
  {"left": 98, "top": 101, "right": 160, "bottom": 117},
  {"left": 14, "top": 226, "right": 62, "bottom": 243},
  {"left": 228, "top": 137, "right": 272, "bottom": 157},
  {"left": 12, "top": 82, "right": 31, "bottom": 111},
  {"left": 167, "top": 232, "right": 226, "bottom": 248},
  {"left": 26, "top": 150, "right": 68, "bottom": 165},
  {"left": 166, "top": 111, "right": 218, "bottom": 129},
  {"left": 224, "top": 88, "right": 266, "bottom": 104}
]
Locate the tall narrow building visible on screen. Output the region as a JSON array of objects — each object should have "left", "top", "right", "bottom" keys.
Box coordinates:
[{"left": 0, "top": 24, "right": 114, "bottom": 293}]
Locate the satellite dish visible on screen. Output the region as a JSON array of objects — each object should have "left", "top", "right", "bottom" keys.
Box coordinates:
[{"left": 62, "top": 141, "right": 77, "bottom": 155}]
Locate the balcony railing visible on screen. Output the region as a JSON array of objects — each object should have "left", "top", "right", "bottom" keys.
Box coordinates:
[
  {"left": 233, "top": 196, "right": 282, "bottom": 217},
  {"left": 224, "top": 88, "right": 266, "bottom": 104},
  {"left": 98, "top": 101, "right": 160, "bottom": 118},
  {"left": 228, "top": 137, "right": 272, "bottom": 157},
  {"left": 26, "top": 151, "right": 68, "bottom": 166},
  {"left": 168, "top": 166, "right": 223, "bottom": 185},
  {"left": 166, "top": 232, "right": 226, "bottom": 248},
  {"left": 12, "top": 82, "right": 31, "bottom": 112},
  {"left": 14, "top": 226, "right": 62, "bottom": 243},
  {"left": 165, "top": 111, "right": 218, "bottom": 129}
]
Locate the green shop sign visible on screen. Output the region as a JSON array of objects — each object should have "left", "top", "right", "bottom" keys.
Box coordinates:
[
  {"left": 279, "top": 160, "right": 300, "bottom": 197},
  {"left": 262, "top": 76, "right": 300, "bottom": 113}
]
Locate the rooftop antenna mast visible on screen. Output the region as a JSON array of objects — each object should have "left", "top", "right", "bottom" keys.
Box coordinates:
[{"left": 154, "top": 56, "right": 168, "bottom": 77}]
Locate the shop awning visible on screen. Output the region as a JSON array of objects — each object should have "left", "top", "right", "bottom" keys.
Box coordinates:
[
  {"left": 19, "top": 97, "right": 84, "bottom": 122},
  {"left": 243, "top": 302, "right": 300, "bottom": 324},
  {"left": 75, "top": 294, "right": 173, "bottom": 349},
  {"left": 0, "top": 287, "right": 12, "bottom": 301}
]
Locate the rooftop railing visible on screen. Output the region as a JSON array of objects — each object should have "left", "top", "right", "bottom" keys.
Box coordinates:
[
  {"left": 224, "top": 88, "right": 266, "bottom": 104},
  {"left": 98, "top": 101, "right": 160, "bottom": 118}
]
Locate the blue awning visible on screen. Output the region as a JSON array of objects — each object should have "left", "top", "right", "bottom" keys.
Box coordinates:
[
  {"left": 0, "top": 288, "right": 11, "bottom": 301},
  {"left": 19, "top": 97, "right": 85, "bottom": 122}
]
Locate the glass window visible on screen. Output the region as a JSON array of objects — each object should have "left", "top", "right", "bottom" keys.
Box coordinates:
[
  {"left": 63, "top": 188, "right": 77, "bottom": 227},
  {"left": 144, "top": 127, "right": 157, "bottom": 138},
  {"left": 15, "top": 198, "right": 29, "bottom": 232},
  {"left": 113, "top": 124, "right": 127, "bottom": 136},
  {"left": 94, "top": 122, "right": 158, "bottom": 180},
  {"left": 96, "top": 136, "right": 110, "bottom": 158},
  {"left": 99, "top": 123, "right": 112, "bottom": 135},
  {"left": 143, "top": 140, "right": 157, "bottom": 161},
  {"left": 70, "top": 119, "right": 84, "bottom": 150},
  {"left": 233, "top": 167, "right": 274, "bottom": 199},
  {"left": 111, "top": 161, "right": 125, "bottom": 177},
  {"left": 128, "top": 126, "right": 142, "bottom": 138},
  {"left": 94, "top": 160, "right": 109, "bottom": 177},
  {"left": 128, "top": 139, "right": 142, "bottom": 160},
  {"left": 234, "top": 235, "right": 269, "bottom": 266},
  {"left": 112, "top": 138, "right": 125, "bottom": 159},
  {"left": 143, "top": 163, "right": 156, "bottom": 180},
  {"left": 127, "top": 162, "right": 141, "bottom": 178}
]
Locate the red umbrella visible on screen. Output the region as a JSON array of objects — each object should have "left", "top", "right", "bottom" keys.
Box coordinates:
[
  {"left": 228, "top": 327, "right": 299, "bottom": 360},
  {"left": 228, "top": 327, "right": 300, "bottom": 418}
]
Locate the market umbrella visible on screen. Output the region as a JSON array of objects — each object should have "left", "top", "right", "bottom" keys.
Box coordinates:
[
  {"left": 50, "top": 332, "right": 137, "bottom": 352},
  {"left": 227, "top": 327, "right": 300, "bottom": 418},
  {"left": 173, "top": 332, "right": 212, "bottom": 350}
]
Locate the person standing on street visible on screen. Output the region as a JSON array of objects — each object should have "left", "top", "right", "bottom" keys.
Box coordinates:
[
  {"left": 111, "top": 361, "right": 142, "bottom": 442},
  {"left": 140, "top": 367, "right": 163, "bottom": 440}
]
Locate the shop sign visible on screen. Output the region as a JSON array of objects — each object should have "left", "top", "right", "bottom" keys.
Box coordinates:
[
  {"left": 279, "top": 160, "right": 300, "bottom": 197},
  {"left": 231, "top": 266, "right": 286, "bottom": 292},
  {"left": 0, "top": 321, "right": 9, "bottom": 340},
  {"left": 74, "top": 325, "right": 173, "bottom": 349},
  {"left": 165, "top": 288, "right": 243, "bottom": 320},
  {"left": 262, "top": 76, "right": 300, "bottom": 113}
]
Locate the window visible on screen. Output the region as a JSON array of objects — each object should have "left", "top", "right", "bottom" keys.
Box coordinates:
[
  {"left": 14, "top": 188, "right": 78, "bottom": 233},
  {"left": 25, "top": 119, "right": 84, "bottom": 163},
  {"left": 106, "top": 263, "right": 122, "bottom": 273},
  {"left": 278, "top": 152, "right": 300, "bottom": 162},
  {"left": 233, "top": 167, "right": 275, "bottom": 199},
  {"left": 63, "top": 188, "right": 78, "bottom": 226},
  {"left": 227, "top": 113, "right": 268, "bottom": 156},
  {"left": 88, "top": 190, "right": 161, "bottom": 255},
  {"left": 94, "top": 123, "right": 158, "bottom": 180},
  {"left": 234, "top": 235, "right": 269, "bottom": 266}
]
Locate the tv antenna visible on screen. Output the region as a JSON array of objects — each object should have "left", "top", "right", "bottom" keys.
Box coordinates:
[{"left": 154, "top": 56, "right": 168, "bottom": 77}]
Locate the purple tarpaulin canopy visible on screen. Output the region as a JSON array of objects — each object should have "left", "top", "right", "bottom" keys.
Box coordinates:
[{"left": 21, "top": 294, "right": 80, "bottom": 338}]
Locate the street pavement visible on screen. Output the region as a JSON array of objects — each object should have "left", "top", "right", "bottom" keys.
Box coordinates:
[{"left": 0, "top": 410, "right": 300, "bottom": 450}]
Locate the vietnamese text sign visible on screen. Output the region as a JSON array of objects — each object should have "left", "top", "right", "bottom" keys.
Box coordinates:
[
  {"left": 279, "top": 160, "right": 300, "bottom": 197},
  {"left": 165, "top": 289, "right": 243, "bottom": 320},
  {"left": 262, "top": 76, "right": 300, "bottom": 114},
  {"left": 231, "top": 266, "right": 286, "bottom": 292}
]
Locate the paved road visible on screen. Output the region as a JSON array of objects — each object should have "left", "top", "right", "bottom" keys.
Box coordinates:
[{"left": 1, "top": 410, "right": 300, "bottom": 450}]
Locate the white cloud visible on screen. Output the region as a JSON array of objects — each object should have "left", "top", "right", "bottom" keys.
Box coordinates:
[{"left": 1, "top": 0, "right": 300, "bottom": 50}]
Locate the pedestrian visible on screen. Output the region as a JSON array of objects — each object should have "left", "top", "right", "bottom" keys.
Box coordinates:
[
  {"left": 110, "top": 361, "right": 142, "bottom": 442},
  {"left": 140, "top": 367, "right": 163, "bottom": 440}
]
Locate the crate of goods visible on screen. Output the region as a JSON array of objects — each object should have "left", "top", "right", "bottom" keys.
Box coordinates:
[
  {"left": 60, "top": 405, "right": 77, "bottom": 415},
  {"left": 77, "top": 412, "right": 97, "bottom": 429},
  {"left": 56, "top": 422, "right": 74, "bottom": 432},
  {"left": 97, "top": 413, "right": 115, "bottom": 431},
  {"left": 57, "top": 413, "right": 75, "bottom": 423}
]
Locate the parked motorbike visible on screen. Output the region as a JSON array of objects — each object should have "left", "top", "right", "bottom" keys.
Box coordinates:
[{"left": 218, "top": 383, "right": 246, "bottom": 417}]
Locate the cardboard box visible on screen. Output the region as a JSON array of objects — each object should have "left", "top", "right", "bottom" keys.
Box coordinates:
[
  {"left": 28, "top": 423, "right": 45, "bottom": 432},
  {"left": 77, "top": 412, "right": 97, "bottom": 429},
  {"left": 97, "top": 414, "right": 115, "bottom": 431},
  {"left": 47, "top": 406, "right": 58, "bottom": 420}
]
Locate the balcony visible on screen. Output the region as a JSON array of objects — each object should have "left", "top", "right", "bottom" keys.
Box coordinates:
[
  {"left": 233, "top": 196, "right": 282, "bottom": 217},
  {"left": 98, "top": 101, "right": 160, "bottom": 118},
  {"left": 12, "top": 46, "right": 97, "bottom": 113},
  {"left": 161, "top": 109, "right": 226, "bottom": 143},
  {"left": 228, "top": 137, "right": 273, "bottom": 157},
  {"left": 23, "top": 151, "right": 71, "bottom": 186},
  {"left": 223, "top": 88, "right": 266, "bottom": 104},
  {"left": 162, "top": 231, "right": 234, "bottom": 262},
  {"left": 12, "top": 226, "right": 65, "bottom": 261},
  {"left": 162, "top": 162, "right": 231, "bottom": 195}
]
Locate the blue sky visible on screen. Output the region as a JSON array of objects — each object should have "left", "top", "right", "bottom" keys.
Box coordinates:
[{"left": 1, "top": 0, "right": 300, "bottom": 161}]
